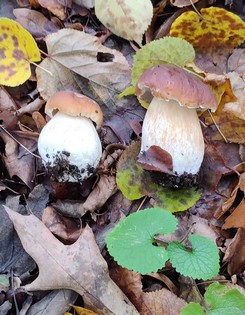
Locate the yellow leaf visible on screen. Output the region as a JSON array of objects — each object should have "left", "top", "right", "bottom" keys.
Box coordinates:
[
  {"left": 70, "top": 305, "right": 98, "bottom": 315},
  {"left": 0, "top": 18, "right": 40, "bottom": 87},
  {"left": 170, "top": 7, "right": 245, "bottom": 51}
]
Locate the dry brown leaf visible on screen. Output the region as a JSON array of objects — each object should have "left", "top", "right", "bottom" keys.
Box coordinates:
[
  {"left": 109, "top": 264, "right": 143, "bottom": 312},
  {"left": 83, "top": 175, "right": 117, "bottom": 213},
  {"left": 140, "top": 289, "right": 186, "bottom": 315},
  {"left": 223, "top": 198, "right": 245, "bottom": 230},
  {"left": 13, "top": 8, "right": 60, "bottom": 38},
  {"left": 223, "top": 228, "right": 245, "bottom": 275},
  {"left": 42, "top": 206, "right": 83, "bottom": 244},
  {"left": 228, "top": 48, "right": 245, "bottom": 75},
  {"left": 36, "top": 58, "right": 82, "bottom": 101},
  {"left": 26, "top": 289, "right": 78, "bottom": 315},
  {"left": 37, "top": 29, "right": 131, "bottom": 110},
  {"left": 38, "top": 0, "right": 71, "bottom": 20},
  {"left": 223, "top": 72, "right": 245, "bottom": 120},
  {"left": 0, "top": 86, "right": 18, "bottom": 130},
  {"left": 215, "top": 163, "right": 245, "bottom": 219},
  {"left": 0, "top": 132, "right": 36, "bottom": 189},
  {"left": 4, "top": 207, "right": 139, "bottom": 315}
]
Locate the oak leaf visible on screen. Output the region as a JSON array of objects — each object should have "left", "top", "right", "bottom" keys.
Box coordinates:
[{"left": 4, "top": 207, "right": 139, "bottom": 315}]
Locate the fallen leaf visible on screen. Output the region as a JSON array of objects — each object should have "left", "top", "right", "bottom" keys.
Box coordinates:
[
  {"left": 0, "top": 86, "right": 18, "bottom": 130},
  {"left": 222, "top": 198, "right": 245, "bottom": 229},
  {"left": 0, "top": 132, "right": 36, "bottom": 189},
  {"left": 4, "top": 207, "right": 139, "bottom": 315},
  {"left": 38, "top": 0, "right": 71, "bottom": 20},
  {"left": 37, "top": 29, "right": 131, "bottom": 110},
  {"left": 170, "top": 0, "right": 199, "bottom": 7},
  {"left": 13, "top": 8, "right": 60, "bottom": 39},
  {"left": 0, "top": 18, "right": 41, "bottom": 86},
  {"left": 73, "top": 0, "right": 95, "bottom": 9},
  {"left": 224, "top": 72, "right": 245, "bottom": 120},
  {"left": 228, "top": 48, "right": 245, "bottom": 75},
  {"left": 170, "top": 7, "right": 245, "bottom": 52},
  {"left": 95, "top": 0, "right": 153, "bottom": 45},
  {"left": 116, "top": 142, "right": 201, "bottom": 212},
  {"left": 109, "top": 264, "right": 143, "bottom": 311},
  {"left": 70, "top": 305, "right": 98, "bottom": 315},
  {"left": 26, "top": 289, "right": 78, "bottom": 315},
  {"left": 140, "top": 289, "right": 186, "bottom": 315},
  {"left": 223, "top": 228, "right": 245, "bottom": 275},
  {"left": 42, "top": 206, "right": 83, "bottom": 244}
]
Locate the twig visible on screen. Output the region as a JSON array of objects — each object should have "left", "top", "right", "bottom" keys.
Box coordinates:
[
  {"left": 0, "top": 126, "right": 41, "bottom": 159},
  {"left": 208, "top": 110, "right": 228, "bottom": 143}
]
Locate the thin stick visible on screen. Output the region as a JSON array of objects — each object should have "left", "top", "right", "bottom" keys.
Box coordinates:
[
  {"left": 136, "top": 195, "right": 147, "bottom": 212},
  {"left": 208, "top": 110, "right": 228, "bottom": 143},
  {"left": 0, "top": 126, "right": 41, "bottom": 159},
  {"left": 31, "top": 61, "right": 53, "bottom": 76}
]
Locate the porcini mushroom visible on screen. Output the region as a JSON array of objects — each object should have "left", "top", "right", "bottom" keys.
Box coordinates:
[
  {"left": 135, "top": 65, "right": 217, "bottom": 188},
  {"left": 38, "top": 91, "right": 103, "bottom": 183}
]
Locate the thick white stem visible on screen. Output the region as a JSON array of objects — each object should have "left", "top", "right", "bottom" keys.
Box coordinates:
[
  {"left": 38, "top": 112, "right": 102, "bottom": 182},
  {"left": 141, "top": 98, "right": 205, "bottom": 175}
]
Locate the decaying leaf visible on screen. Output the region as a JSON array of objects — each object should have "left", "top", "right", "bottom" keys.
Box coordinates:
[
  {"left": 37, "top": 29, "right": 131, "bottom": 110},
  {"left": 38, "top": 0, "right": 70, "bottom": 20},
  {"left": 223, "top": 228, "right": 245, "bottom": 275},
  {"left": 140, "top": 289, "right": 186, "bottom": 315},
  {"left": 116, "top": 142, "right": 201, "bottom": 212},
  {"left": 170, "top": 7, "right": 245, "bottom": 51},
  {"left": 0, "top": 18, "right": 41, "bottom": 86},
  {"left": 13, "top": 8, "right": 60, "bottom": 38},
  {"left": 5, "top": 207, "right": 139, "bottom": 315},
  {"left": 0, "top": 132, "right": 36, "bottom": 189},
  {"left": 95, "top": 0, "right": 153, "bottom": 45}
]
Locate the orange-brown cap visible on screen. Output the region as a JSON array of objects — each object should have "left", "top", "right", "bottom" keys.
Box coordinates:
[
  {"left": 135, "top": 65, "right": 218, "bottom": 111},
  {"left": 45, "top": 91, "right": 103, "bottom": 130}
]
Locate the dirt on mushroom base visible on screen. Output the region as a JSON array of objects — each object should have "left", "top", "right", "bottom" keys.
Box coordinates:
[
  {"left": 149, "top": 169, "right": 199, "bottom": 188},
  {"left": 44, "top": 151, "right": 96, "bottom": 183}
]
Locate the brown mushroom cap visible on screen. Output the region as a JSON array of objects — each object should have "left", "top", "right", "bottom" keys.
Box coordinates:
[
  {"left": 45, "top": 91, "right": 103, "bottom": 130},
  {"left": 135, "top": 65, "right": 218, "bottom": 111}
]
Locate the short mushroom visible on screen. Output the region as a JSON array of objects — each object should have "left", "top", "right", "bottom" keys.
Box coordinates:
[
  {"left": 37, "top": 90, "right": 103, "bottom": 183},
  {"left": 135, "top": 65, "right": 218, "bottom": 188}
]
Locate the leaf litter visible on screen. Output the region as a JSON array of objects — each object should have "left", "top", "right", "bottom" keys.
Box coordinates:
[{"left": 0, "top": 1, "right": 245, "bottom": 314}]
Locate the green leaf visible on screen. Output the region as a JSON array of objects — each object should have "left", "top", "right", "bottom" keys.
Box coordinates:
[
  {"left": 181, "top": 302, "right": 205, "bottom": 315},
  {"left": 132, "top": 37, "right": 195, "bottom": 87},
  {"left": 181, "top": 282, "right": 245, "bottom": 315},
  {"left": 205, "top": 282, "right": 245, "bottom": 315},
  {"left": 168, "top": 235, "right": 220, "bottom": 280},
  {"left": 106, "top": 208, "right": 177, "bottom": 274},
  {"left": 116, "top": 142, "right": 201, "bottom": 212},
  {"left": 149, "top": 183, "right": 201, "bottom": 213},
  {"left": 117, "top": 85, "right": 135, "bottom": 98},
  {"left": 95, "top": 0, "right": 153, "bottom": 45}
]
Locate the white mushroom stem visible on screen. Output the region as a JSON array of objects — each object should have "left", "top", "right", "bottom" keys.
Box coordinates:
[
  {"left": 140, "top": 97, "right": 205, "bottom": 175},
  {"left": 38, "top": 112, "right": 102, "bottom": 182}
]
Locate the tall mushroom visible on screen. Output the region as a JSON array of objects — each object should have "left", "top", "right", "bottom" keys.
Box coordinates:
[
  {"left": 135, "top": 65, "right": 218, "bottom": 188},
  {"left": 38, "top": 91, "right": 103, "bottom": 183}
]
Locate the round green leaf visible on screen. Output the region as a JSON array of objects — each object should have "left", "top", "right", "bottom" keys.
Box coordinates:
[
  {"left": 132, "top": 37, "right": 195, "bottom": 87},
  {"left": 205, "top": 282, "right": 245, "bottom": 315},
  {"left": 106, "top": 208, "right": 177, "bottom": 274},
  {"left": 181, "top": 302, "right": 205, "bottom": 315},
  {"left": 168, "top": 234, "right": 220, "bottom": 280}
]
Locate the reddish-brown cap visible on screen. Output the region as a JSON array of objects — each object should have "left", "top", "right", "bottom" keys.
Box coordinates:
[
  {"left": 45, "top": 91, "right": 103, "bottom": 129},
  {"left": 135, "top": 65, "right": 218, "bottom": 111}
]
